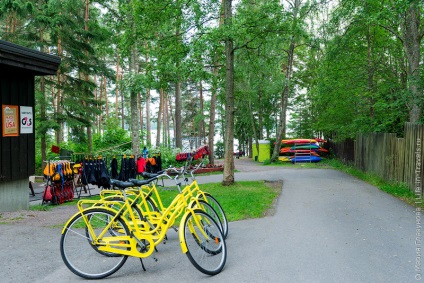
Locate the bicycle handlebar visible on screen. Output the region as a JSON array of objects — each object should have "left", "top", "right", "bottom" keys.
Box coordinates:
[{"left": 110, "top": 157, "right": 204, "bottom": 190}]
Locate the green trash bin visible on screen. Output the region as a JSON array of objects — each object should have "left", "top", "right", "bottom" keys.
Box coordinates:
[{"left": 252, "top": 140, "right": 270, "bottom": 162}]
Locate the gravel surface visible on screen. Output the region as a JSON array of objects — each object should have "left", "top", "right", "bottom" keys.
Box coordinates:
[{"left": 0, "top": 205, "right": 78, "bottom": 227}]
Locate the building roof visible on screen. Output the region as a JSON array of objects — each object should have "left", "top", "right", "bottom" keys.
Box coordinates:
[{"left": 0, "top": 40, "right": 61, "bottom": 75}]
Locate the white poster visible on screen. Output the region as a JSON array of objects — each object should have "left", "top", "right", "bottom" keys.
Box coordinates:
[{"left": 20, "top": 106, "right": 33, "bottom": 134}]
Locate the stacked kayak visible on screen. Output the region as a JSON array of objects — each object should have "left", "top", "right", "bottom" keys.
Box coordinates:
[
  {"left": 282, "top": 138, "right": 317, "bottom": 145},
  {"left": 291, "top": 156, "right": 322, "bottom": 163},
  {"left": 279, "top": 138, "right": 328, "bottom": 163},
  {"left": 291, "top": 144, "right": 320, "bottom": 150}
]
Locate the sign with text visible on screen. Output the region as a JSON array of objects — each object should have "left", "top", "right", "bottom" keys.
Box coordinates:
[
  {"left": 20, "top": 106, "right": 33, "bottom": 134},
  {"left": 2, "top": 105, "right": 19, "bottom": 137}
]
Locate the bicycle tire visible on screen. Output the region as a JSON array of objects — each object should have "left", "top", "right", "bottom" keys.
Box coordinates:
[
  {"left": 60, "top": 207, "right": 130, "bottom": 279},
  {"left": 197, "top": 193, "right": 229, "bottom": 239},
  {"left": 190, "top": 199, "right": 224, "bottom": 236},
  {"left": 183, "top": 209, "right": 227, "bottom": 275}
]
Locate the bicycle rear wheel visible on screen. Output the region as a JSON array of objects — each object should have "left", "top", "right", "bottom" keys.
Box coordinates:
[
  {"left": 60, "top": 208, "right": 129, "bottom": 279},
  {"left": 197, "top": 193, "right": 228, "bottom": 239},
  {"left": 183, "top": 209, "right": 227, "bottom": 275}
]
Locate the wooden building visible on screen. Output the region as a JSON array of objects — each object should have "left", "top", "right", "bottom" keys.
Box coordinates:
[{"left": 0, "top": 40, "right": 60, "bottom": 212}]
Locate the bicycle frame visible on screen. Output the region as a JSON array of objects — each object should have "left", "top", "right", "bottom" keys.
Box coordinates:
[
  {"left": 62, "top": 184, "right": 213, "bottom": 258},
  {"left": 95, "top": 165, "right": 213, "bottom": 225}
]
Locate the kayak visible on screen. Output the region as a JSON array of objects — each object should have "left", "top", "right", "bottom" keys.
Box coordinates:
[
  {"left": 281, "top": 148, "right": 317, "bottom": 153},
  {"left": 280, "top": 148, "right": 320, "bottom": 156},
  {"left": 290, "top": 144, "right": 320, "bottom": 150},
  {"left": 291, "top": 156, "right": 322, "bottom": 163},
  {"left": 282, "top": 138, "right": 317, "bottom": 145}
]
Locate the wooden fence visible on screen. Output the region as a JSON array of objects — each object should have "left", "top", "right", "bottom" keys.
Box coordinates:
[
  {"left": 331, "top": 123, "right": 424, "bottom": 195},
  {"left": 327, "top": 138, "right": 355, "bottom": 164}
]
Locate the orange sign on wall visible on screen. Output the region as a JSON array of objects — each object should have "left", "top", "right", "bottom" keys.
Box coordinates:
[{"left": 2, "top": 105, "right": 19, "bottom": 137}]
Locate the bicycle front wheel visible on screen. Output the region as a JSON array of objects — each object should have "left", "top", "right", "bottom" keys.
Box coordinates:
[
  {"left": 60, "top": 208, "right": 129, "bottom": 279},
  {"left": 183, "top": 209, "right": 227, "bottom": 275},
  {"left": 197, "top": 193, "right": 228, "bottom": 239}
]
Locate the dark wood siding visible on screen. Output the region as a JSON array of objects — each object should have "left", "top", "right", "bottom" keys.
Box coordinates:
[{"left": 0, "top": 67, "right": 35, "bottom": 182}]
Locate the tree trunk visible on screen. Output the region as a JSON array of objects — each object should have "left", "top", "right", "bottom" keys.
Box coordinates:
[
  {"left": 56, "top": 31, "right": 63, "bottom": 145},
  {"left": 130, "top": 47, "right": 140, "bottom": 156},
  {"left": 199, "top": 81, "right": 206, "bottom": 140},
  {"left": 271, "top": 0, "right": 301, "bottom": 162},
  {"left": 401, "top": 1, "right": 422, "bottom": 122},
  {"left": 121, "top": 84, "right": 125, "bottom": 129},
  {"left": 156, "top": 88, "right": 164, "bottom": 147},
  {"left": 169, "top": 95, "right": 176, "bottom": 146},
  {"left": 166, "top": 95, "right": 171, "bottom": 147},
  {"left": 146, "top": 88, "right": 151, "bottom": 146},
  {"left": 366, "top": 24, "right": 375, "bottom": 120},
  {"left": 144, "top": 49, "right": 152, "bottom": 146},
  {"left": 104, "top": 75, "right": 109, "bottom": 122},
  {"left": 139, "top": 94, "right": 144, "bottom": 143},
  {"left": 175, "top": 81, "right": 182, "bottom": 148},
  {"left": 85, "top": 0, "right": 93, "bottom": 151},
  {"left": 208, "top": 73, "right": 217, "bottom": 165},
  {"left": 271, "top": 41, "right": 295, "bottom": 162},
  {"left": 248, "top": 98, "right": 260, "bottom": 160},
  {"left": 87, "top": 126, "right": 92, "bottom": 152},
  {"left": 208, "top": 0, "right": 224, "bottom": 166},
  {"left": 116, "top": 54, "right": 120, "bottom": 121},
  {"left": 258, "top": 89, "right": 263, "bottom": 140},
  {"left": 222, "top": 0, "right": 235, "bottom": 186},
  {"left": 163, "top": 92, "right": 168, "bottom": 147}
]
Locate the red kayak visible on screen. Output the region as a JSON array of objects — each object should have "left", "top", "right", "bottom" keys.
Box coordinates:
[{"left": 282, "top": 139, "right": 317, "bottom": 145}]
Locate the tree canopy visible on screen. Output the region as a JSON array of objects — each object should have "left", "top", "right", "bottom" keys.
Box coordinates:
[{"left": 1, "top": 0, "right": 423, "bottom": 173}]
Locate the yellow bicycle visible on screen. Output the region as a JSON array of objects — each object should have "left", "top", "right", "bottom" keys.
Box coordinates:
[
  {"left": 60, "top": 179, "right": 227, "bottom": 279},
  {"left": 96, "top": 164, "right": 227, "bottom": 239},
  {"left": 133, "top": 161, "right": 228, "bottom": 238}
]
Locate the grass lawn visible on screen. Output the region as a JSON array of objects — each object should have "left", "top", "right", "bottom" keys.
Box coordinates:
[
  {"left": 156, "top": 180, "right": 282, "bottom": 222},
  {"left": 30, "top": 180, "right": 282, "bottom": 224}
]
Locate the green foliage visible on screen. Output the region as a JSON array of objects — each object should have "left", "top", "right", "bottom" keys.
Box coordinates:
[
  {"left": 215, "top": 141, "right": 224, "bottom": 159},
  {"left": 152, "top": 146, "right": 182, "bottom": 169},
  {"left": 92, "top": 118, "right": 131, "bottom": 153},
  {"left": 4, "top": 0, "right": 422, "bottom": 172},
  {"left": 262, "top": 159, "right": 272, "bottom": 165},
  {"left": 302, "top": 0, "right": 412, "bottom": 140}
]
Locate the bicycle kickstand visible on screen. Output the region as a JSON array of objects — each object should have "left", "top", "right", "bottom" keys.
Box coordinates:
[
  {"left": 140, "top": 259, "right": 147, "bottom": 271},
  {"left": 139, "top": 255, "right": 159, "bottom": 271}
]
